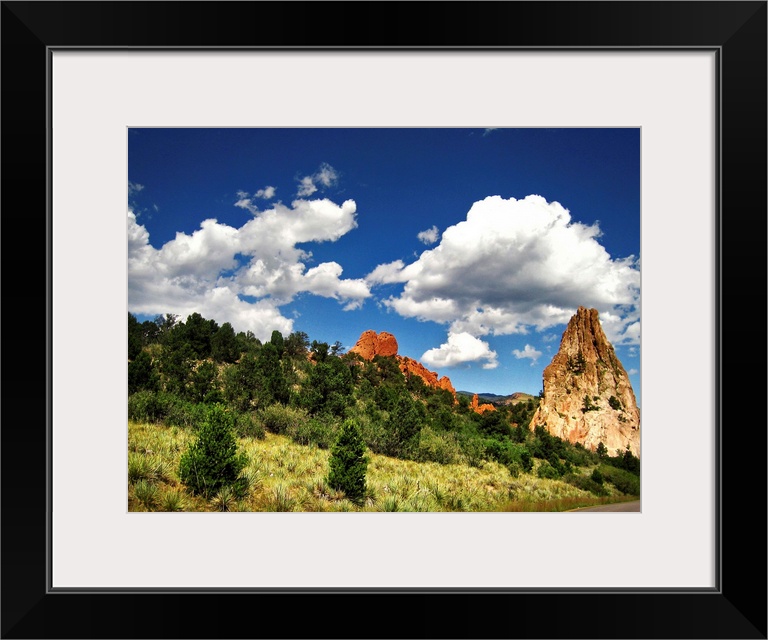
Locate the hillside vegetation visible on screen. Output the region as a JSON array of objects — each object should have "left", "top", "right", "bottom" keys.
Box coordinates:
[{"left": 128, "top": 312, "right": 640, "bottom": 512}]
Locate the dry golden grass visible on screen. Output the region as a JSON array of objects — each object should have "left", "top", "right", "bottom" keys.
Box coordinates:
[
  {"left": 503, "top": 495, "right": 637, "bottom": 512},
  {"left": 128, "top": 419, "right": 635, "bottom": 513}
]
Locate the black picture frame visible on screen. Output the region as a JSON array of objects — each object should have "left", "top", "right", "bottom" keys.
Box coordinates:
[{"left": 2, "top": 2, "right": 765, "bottom": 638}]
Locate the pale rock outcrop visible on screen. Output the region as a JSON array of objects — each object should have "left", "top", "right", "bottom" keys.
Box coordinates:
[{"left": 529, "top": 307, "right": 640, "bottom": 456}]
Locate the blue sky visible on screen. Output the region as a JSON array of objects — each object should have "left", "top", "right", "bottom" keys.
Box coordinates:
[{"left": 128, "top": 128, "right": 640, "bottom": 403}]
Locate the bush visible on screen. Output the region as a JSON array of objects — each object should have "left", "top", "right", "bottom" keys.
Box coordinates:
[
  {"left": 511, "top": 424, "right": 529, "bottom": 443},
  {"left": 299, "top": 356, "right": 353, "bottom": 417},
  {"left": 477, "top": 410, "right": 512, "bottom": 438},
  {"left": 414, "top": 427, "right": 463, "bottom": 465},
  {"left": 179, "top": 404, "right": 248, "bottom": 497},
  {"left": 128, "top": 390, "right": 207, "bottom": 428},
  {"left": 599, "top": 464, "right": 640, "bottom": 495},
  {"left": 546, "top": 452, "right": 569, "bottom": 476},
  {"left": 287, "top": 414, "right": 338, "bottom": 449},
  {"left": 506, "top": 462, "right": 523, "bottom": 478},
  {"left": 601, "top": 446, "right": 641, "bottom": 475},
  {"left": 327, "top": 419, "right": 368, "bottom": 505},
  {"left": 567, "top": 352, "right": 586, "bottom": 374},
  {"left": 128, "top": 390, "right": 169, "bottom": 423},
  {"left": 484, "top": 438, "right": 533, "bottom": 474},
  {"left": 563, "top": 443, "right": 596, "bottom": 468},
  {"left": 537, "top": 462, "right": 561, "bottom": 479},
  {"left": 619, "top": 447, "right": 641, "bottom": 475},
  {"left": 353, "top": 409, "right": 388, "bottom": 455},
  {"left": 532, "top": 425, "right": 561, "bottom": 459},
  {"left": 258, "top": 404, "right": 308, "bottom": 435},
  {"left": 429, "top": 405, "right": 456, "bottom": 432},
  {"left": 164, "top": 398, "right": 207, "bottom": 429},
  {"left": 222, "top": 353, "right": 261, "bottom": 412},
  {"left": 128, "top": 351, "right": 159, "bottom": 394},
  {"left": 234, "top": 412, "right": 266, "bottom": 440},
  {"left": 460, "top": 437, "right": 486, "bottom": 468},
  {"left": 564, "top": 473, "right": 609, "bottom": 496},
  {"left": 380, "top": 392, "right": 424, "bottom": 459}
]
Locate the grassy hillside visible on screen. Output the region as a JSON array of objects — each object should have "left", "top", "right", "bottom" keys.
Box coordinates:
[
  {"left": 129, "top": 418, "right": 638, "bottom": 512},
  {"left": 127, "top": 312, "right": 640, "bottom": 512}
]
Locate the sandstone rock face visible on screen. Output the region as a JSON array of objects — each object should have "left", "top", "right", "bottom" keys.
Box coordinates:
[
  {"left": 397, "top": 356, "right": 456, "bottom": 396},
  {"left": 470, "top": 394, "right": 496, "bottom": 414},
  {"left": 529, "top": 307, "right": 640, "bottom": 456},
  {"left": 349, "top": 330, "right": 456, "bottom": 396},
  {"left": 436, "top": 376, "right": 456, "bottom": 394},
  {"left": 349, "top": 330, "right": 399, "bottom": 360}
]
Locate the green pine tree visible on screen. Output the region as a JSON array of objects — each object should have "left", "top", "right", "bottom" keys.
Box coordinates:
[
  {"left": 327, "top": 419, "right": 368, "bottom": 505},
  {"left": 179, "top": 404, "right": 248, "bottom": 497}
]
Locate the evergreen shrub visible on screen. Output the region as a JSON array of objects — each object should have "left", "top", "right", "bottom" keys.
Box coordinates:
[{"left": 327, "top": 419, "right": 368, "bottom": 505}]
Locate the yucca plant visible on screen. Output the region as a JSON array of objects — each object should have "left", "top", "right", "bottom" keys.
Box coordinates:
[
  {"left": 159, "top": 487, "right": 185, "bottom": 512},
  {"left": 380, "top": 495, "right": 401, "bottom": 512},
  {"left": 233, "top": 469, "right": 260, "bottom": 499},
  {"left": 133, "top": 480, "right": 158, "bottom": 509},
  {"left": 211, "top": 486, "right": 237, "bottom": 512},
  {"left": 268, "top": 484, "right": 295, "bottom": 512},
  {"left": 128, "top": 453, "right": 152, "bottom": 483}
]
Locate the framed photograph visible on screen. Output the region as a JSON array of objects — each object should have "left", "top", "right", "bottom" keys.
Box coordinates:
[
  {"left": 125, "top": 124, "right": 643, "bottom": 517},
  {"left": 3, "top": 2, "right": 765, "bottom": 638}
]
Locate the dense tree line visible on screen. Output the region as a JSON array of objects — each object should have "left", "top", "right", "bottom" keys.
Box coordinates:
[{"left": 128, "top": 312, "right": 639, "bottom": 500}]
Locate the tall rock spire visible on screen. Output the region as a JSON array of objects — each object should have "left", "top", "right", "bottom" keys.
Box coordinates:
[{"left": 530, "top": 307, "right": 640, "bottom": 456}]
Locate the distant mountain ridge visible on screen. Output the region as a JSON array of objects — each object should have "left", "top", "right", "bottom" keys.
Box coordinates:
[{"left": 457, "top": 391, "right": 536, "bottom": 405}]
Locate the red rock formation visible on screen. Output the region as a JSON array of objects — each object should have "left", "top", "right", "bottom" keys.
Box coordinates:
[
  {"left": 436, "top": 376, "right": 456, "bottom": 394},
  {"left": 529, "top": 307, "right": 640, "bottom": 456},
  {"left": 470, "top": 393, "right": 496, "bottom": 414},
  {"left": 348, "top": 330, "right": 456, "bottom": 396},
  {"left": 397, "top": 356, "right": 456, "bottom": 396},
  {"left": 349, "top": 330, "right": 399, "bottom": 360}
]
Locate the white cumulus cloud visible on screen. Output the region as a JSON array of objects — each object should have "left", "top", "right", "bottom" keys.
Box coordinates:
[
  {"left": 365, "top": 260, "right": 409, "bottom": 285},
  {"left": 128, "top": 181, "right": 144, "bottom": 195},
  {"left": 417, "top": 225, "right": 440, "bottom": 245},
  {"left": 255, "top": 185, "right": 276, "bottom": 199},
  {"left": 235, "top": 197, "right": 258, "bottom": 215},
  {"left": 297, "top": 176, "right": 317, "bottom": 197},
  {"left": 512, "top": 344, "right": 543, "bottom": 365},
  {"left": 128, "top": 191, "right": 370, "bottom": 341},
  {"left": 234, "top": 185, "right": 277, "bottom": 215},
  {"left": 421, "top": 332, "right": 499, "bottom": 370},
  {"left": 372, "top": 194, "right": 640, "bottom": 346},
  {"left": 297, "top": 162, "right": 339, "bottom": 197}
]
